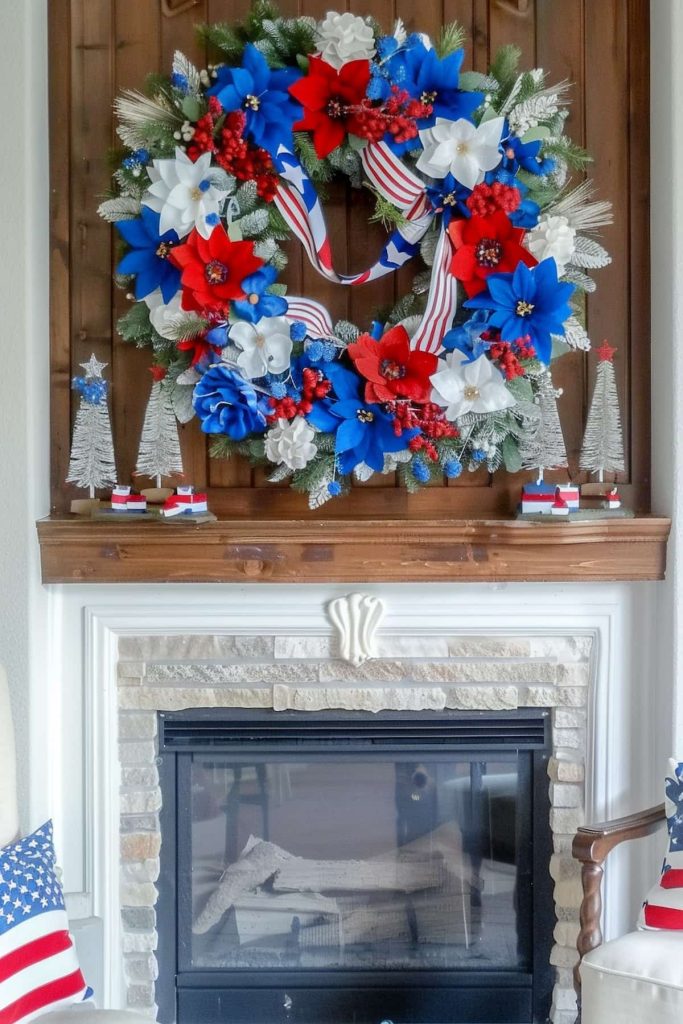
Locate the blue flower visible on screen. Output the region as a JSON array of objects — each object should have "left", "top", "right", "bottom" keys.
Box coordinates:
[
  {"left": 115, "top": 206, "right": 181, "bottom": 303},
  {"left": 442, "top": 311, "right": 491, "bottom": 361},
  {"left": 425, "top": 173, "right": 471, "bottom": 227},
  {"left": 307, "top": 362, "right": 418, "bottom": 474},
  {"left": 193, "top": 364, "right": 269, "bottom": 439},
  {"left": 510, "top": 198, "right": 541, "bottom": 229},
  {"left": 401, "top": 41, "right": 483, "bottom": 127},
  {"left": 207, "top": 44, "right": 302, "bottom": 156},
  {"left": 232, "top": 265, "right": 288, "bottom": 324},
  {"left": 464, "top": 258, "right": 574, "bottom": 364},
  {"left": 72, "top": 376, "right": 108, "bottom": 405},
  {"left": 499, "top": 130, "right": 555, "bottom": 177}
]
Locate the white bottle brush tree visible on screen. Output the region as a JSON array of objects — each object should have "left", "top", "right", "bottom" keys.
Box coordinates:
[
  {"left": 66, "top": 354, "right": 117, "bottom": 498},
  {"left": 579, "top": 341, "right": 625, "bottom": 482},
  {"left": 519, "top": 369, "right": 568, "bottom": 482},
  {"left": 135, "top": 368, "right": 184, "bottom": 487}
]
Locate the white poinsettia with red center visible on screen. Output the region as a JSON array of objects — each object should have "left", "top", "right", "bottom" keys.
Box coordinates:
[
  {"left": 142, "top": 148, "right": 228, "bottom": 240},
  {"left": 430, "top": 351, "right": 515, "bottom": 420}
]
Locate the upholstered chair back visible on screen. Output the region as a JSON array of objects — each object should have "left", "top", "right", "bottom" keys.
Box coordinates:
[{"left": 0, "top": 665, "right": 19, "bottom": 847}]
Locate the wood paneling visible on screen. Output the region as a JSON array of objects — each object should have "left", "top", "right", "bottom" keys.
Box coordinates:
[
  {"left": 37, "top": 515, "right": 671, "bottom": 584},
  {"left": 49, "top": 0, "right": 651, "bottom": 517}
]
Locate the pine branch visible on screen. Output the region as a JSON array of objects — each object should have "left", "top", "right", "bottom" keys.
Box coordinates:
[
  {"left": 294, "top": 132, "right": 334, "bottom": 183},
  {"left": 489, "top": 44, "right": 522, "bottom": 97},
  {"left": 435, "top": 21, "right": 467, "bottom": 58},
  {"left": 367, "top": 189, "right": 408, "bottom": 231}
]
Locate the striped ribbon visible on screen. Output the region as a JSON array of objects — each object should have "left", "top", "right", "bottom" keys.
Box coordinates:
[{"left": 273, "top": 141, "right": 458, "bottom": 354}]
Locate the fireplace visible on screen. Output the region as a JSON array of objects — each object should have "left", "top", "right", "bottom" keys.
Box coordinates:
[{"left": 156, "top": 709, "right": 553, "bottom": 1024}]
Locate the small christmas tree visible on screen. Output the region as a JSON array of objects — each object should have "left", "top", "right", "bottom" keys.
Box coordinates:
[
  {"left": 66, "top": 354, "right": 117, "bottom": 498},
  {"left": 580, "top": 341, "right": 625, "bottom": 482},
  {"left": 519, "top": 369, "right": 568, "bottom": 481},
  {"left": 135, "top": 368, "right": 184, "bottom": 487}
]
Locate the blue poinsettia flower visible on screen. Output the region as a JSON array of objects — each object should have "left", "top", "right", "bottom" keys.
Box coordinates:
[
  {"left": 232, "top": 266, "right": 288, "bottom": 324},
  {"left": 464, "top": 258, "right": 574, "bottom": 364},
  {"left": 115, "top": 207, "right": 181, "bottom": 303},
  {"left": 307, "top": 362, "right": 419, "bottom": 474},
  {"left": 441, "top": 311, "right": 492, "bottom": 361},
  {"left": 207, "top": 44, "right": 302, "bottom": 156},
  {"left": 401, "top": 41, "right": 483, "bottom": 127},
  {"left": 193, "top": 364, "right": 269, "bottom": 439},
  {"left": 425, "top": 173, "right": 472, "bottom": 226},
  {"left": 510, "top": 197, "right": 541, "bottom": 229},
  {"left": 499, "top": 129, "right": 555, "bottom": 177}
]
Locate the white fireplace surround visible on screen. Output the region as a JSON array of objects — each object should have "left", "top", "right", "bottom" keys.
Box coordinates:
[{"left": 38, "top": 582, "right": 663, "bottom": 1024}]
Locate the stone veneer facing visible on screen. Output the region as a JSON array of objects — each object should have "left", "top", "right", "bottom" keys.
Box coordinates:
[{"left": 117, "top": 632, "right": 592, "bottom": 1024}]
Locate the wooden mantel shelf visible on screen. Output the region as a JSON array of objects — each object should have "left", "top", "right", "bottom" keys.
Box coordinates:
[{"left": 36, "top": 515, "right": 670, "bottom": 584}]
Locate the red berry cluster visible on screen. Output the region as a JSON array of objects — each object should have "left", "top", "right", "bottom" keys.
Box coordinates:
[
  {"left": 212, "top": 111, "right": 279, "bottom": 202},
  {"left": 268, "top": 368, "right": 332, "bottom": 422},
  {"left": 488, "top": 335, "right": 536, "bottom": 380},
  {"left": 186, "top": 97, "right": 223, "bottom": 160},
  {"left": 389, "top": 401, "right": 458, "bottom": 460},
  {"left": 149, "top": 364, "right": 167, "bottom": 382},
  {"left": 351, "top": 88, "right": 432, "bottom": 145},
  {"left": 466, "top": 181, "right": 522, "bottom": 218}
]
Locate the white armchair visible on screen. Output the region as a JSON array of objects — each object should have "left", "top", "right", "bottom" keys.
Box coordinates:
[
  {"left": 573, "top": 805, "right": 683, "bottom": 1023},
  {"left": 0, "top": 666, "right": 150, "bottom": 1024}
]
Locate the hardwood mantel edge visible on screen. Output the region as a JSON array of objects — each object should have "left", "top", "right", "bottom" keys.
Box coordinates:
[{"left": 36, "top": 515, "right": 671, "bottom": 584}]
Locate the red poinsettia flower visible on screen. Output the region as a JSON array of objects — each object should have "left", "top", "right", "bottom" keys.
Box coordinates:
[
  {"left": 289, "top": 55, "right": 371, "bottom": 159},
  {"left": 169, "top": 225, "right": 262, "bottom": 312},
  {"left": 347, "top": 325, "right": 438, "bottom": 404},
  {"left": 448, "top": 211, "right": 537, "bottom": 298},
  {"left": 176, "top": 336, "right": 223, "bottom": 366}
]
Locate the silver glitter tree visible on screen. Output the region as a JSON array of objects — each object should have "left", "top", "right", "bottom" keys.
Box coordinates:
[
  {"left": 135, "top": 377, "right": 184, "bottom": 487},
  {"left": 66, "top": 354, "right": 117, "bottom": 498},
  {"left": 579, "top": 341, "right": 625, "bottom": 481},
  {"left": 519, "top": 368, "right": 568, "bottom": 481}
]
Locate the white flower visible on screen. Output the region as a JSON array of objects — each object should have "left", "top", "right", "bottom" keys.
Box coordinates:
[
  {"left": 416, "top": 117, "right": 505, "bottom": 190},
  {"left": 430, "top": 352, "right": 515, "bottom": 420},
  {"left": 525, "top": 214, "right": 577, "bottom": 274},
  {"left": 142, "top": 148, "right": 228, "bottom": 239},
  {"left": 229, "top": 317, "right": 293, "bottom": 379},
  {"left": 315, "top": 11, "right": 375, "bottom": 69},
  {"left": 144, "top": 289, "right": 182, "bottom": 339},
  {"left": 265, "top": 417, "right": 318, "bottom": 470}
]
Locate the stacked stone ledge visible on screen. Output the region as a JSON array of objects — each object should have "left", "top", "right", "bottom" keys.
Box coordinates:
[{"left": 116, "top": 632, "right": 591, "bottom": 1023}]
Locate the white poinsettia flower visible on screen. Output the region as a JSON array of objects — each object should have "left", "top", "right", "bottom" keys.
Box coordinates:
[
  {"left": 144, "top": 289, "right": 183, "bottom": 339},
  {"left": 142, "top": 148, "right": 228, "bottom": 240},
  {"left": 315, "top": 11, "right": 375, "bottom": 69},
  {"left": 230, "top": 317, "right": 293, "bottom": 379},
  {"left": 525, "top": 214, "right": 577, "bottom": 275},
  {"left": 416, "top": 117, "right": 505, "bottom": 190},
  {"left": 265, "top": 416, "right": 318, "bottom": 471},
  {"left": 430, "top": 351, "right": 515, "bottom": 421}
]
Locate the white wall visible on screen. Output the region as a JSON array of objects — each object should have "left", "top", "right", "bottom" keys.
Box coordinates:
[
  {"left": 0, "top": 0, "right": 50, "bottom": 823},
  {"left": 0, "top": 0, "right": 678, "bottom": 966}
]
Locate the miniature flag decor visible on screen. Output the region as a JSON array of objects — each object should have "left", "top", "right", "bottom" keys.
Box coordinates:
[
  {"left": 0, "top": 823, "right": 91, "bottom": 1024},
  {"left": 639, "top": 760, "right": 683, "bottom": 929}
]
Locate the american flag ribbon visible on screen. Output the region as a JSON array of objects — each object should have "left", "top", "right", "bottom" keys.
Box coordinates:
[
  {"left": 0, "top": 823, "right": 91, "bottom": 1024},
  {"left": 272, "top": 142, "right": 458, "bottom": 354}
]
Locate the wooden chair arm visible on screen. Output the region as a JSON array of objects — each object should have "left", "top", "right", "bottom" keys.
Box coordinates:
[{"left": 572, "top": 803, "right": 666, "bottom": 1005}]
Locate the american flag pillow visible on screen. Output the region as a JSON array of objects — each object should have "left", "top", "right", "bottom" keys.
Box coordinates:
[
  {"left": 639, "top": 759, "right": 683, "bottom": 929},
  {"left": 0, "top": 822, "right": 91, "bottom": 1024}
]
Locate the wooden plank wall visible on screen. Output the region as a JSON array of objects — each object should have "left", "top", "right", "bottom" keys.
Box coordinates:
[{"left": 49, "top": 0, "right": 650, "bottom": 518}]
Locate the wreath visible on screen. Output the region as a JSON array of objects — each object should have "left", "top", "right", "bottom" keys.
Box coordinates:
[{"left": 101, "top": 1, "right": 612, "bottom": 508}]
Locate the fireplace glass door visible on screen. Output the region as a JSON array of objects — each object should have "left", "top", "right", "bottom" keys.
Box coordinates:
[{"left": 158, "top": 710, "right": 553, "bottom": 1024}]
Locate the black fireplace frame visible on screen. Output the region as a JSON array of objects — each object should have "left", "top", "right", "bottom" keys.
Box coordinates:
[{"left": 156, "top": 708, "right": 554, "bottom": 1024}]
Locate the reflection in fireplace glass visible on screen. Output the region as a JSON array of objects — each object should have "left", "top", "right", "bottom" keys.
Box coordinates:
[{"left": 189, "top": 756, "right": 523, "bottom": 971}]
